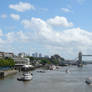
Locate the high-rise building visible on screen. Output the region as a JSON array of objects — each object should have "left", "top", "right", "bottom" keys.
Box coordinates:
[
  {"left": 32, "top": 53, "right": 35, "bottom": 57},
  {"left": 32, "top": 52, "right": 38, "bottom": 57},
  {"left": 35, "top": 52, "right": 38, "bottom": 57},
  {"left": 18, "top": 52, "right": 26, "bottom": 58},
  {"left": 39, "top": 53, "right": 42, "bottom": 58}
]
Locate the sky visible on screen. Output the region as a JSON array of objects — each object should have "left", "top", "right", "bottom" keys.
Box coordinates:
[{"left": 0, "top": 0, "right": 92, "bottom": 59}]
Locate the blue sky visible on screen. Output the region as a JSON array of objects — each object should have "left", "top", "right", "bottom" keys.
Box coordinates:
[{"left": 0, "top": 0, "right": 92, "bottom": 59}]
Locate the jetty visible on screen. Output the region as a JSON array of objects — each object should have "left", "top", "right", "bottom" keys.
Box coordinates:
[{"left": 0, "top": 70, "right": 17, "bottom": 79}]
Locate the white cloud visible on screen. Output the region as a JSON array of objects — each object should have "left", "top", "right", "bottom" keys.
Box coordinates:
[
  {"left": 22, "top": 18, "right": 90, "bottom": 45},
  {"left": 6, "top": 32, "right": 17, "bottom": 43},
  {"left": 77, "top": 0, "right": 85, "bottom": 4},
  {"left": 0, "top": 29, "right": 5, "bottom": 44},
  {"left": 0, "top": 38, "right": 5, "bottom": 44},
  {"left": 0, "top": 16, "right": 91, "bottom": 58},
  {"left": 0, "top": 29, "right": 3, "bottom": 36},
  {"left": 5, "top": 31, "right": 29, "bottom": 43},
  {"left": 9, "top": 2, "right": 35, "bottom": 12},
  {"left": 61, "top": 8, "right": 72, "bottom": 13},
  {"left": 0, "top": 29, "right": 30, "bottom": 53},
  {"left": 1, "top": 14, "right": 7, "bottom": 19},
  {"left": 10, "top": 14, "right": 20, "bottom": 20},
  {"left": 21, "top": 17, "right": 92, "bottom": 58},
  {"left": 47, "top": 16, "right": 73, "bottom": 27},
  {"left": 17, "top": 31, "right": 29, "bottom": 42}
]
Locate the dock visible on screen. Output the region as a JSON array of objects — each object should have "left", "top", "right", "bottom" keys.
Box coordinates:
[{"left": 0, "top": 70, "right": 17, "bottom": 78}]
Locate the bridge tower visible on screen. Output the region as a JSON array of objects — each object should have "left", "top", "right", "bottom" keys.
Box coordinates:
[{"left": 78, "top": 52, "right": 83, "bottom": 67}]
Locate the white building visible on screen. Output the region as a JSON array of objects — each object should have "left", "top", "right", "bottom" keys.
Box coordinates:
[
  {"left": 13, "top": 57, "right": 30, "bottom": 65},
  {"left": 0, "top": 52, "right": 4, "bottom": 58},
  {"left": 18, "top": 52, "right": 26, "bottom": 58},
  {"left": 0, "top": 52, "right": 14, "bottom": 58},
  {"left": 4, "top": 52, "right": 14, "bottom": 58}
]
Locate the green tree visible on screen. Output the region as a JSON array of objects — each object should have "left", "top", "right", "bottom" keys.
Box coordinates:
[
  {"left": 40, "top": 59, "right": 51, "bottom": 65},
  {"left": 0, "top": 58, "right": 15, "bottom": 67}
]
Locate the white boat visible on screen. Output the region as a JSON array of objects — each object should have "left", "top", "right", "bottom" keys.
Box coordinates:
[
  {"left": 85, "top": 77, "right": 92, "bottom": 85},
  {"left": 17, "top": 65, "right": 32, "bottom": 81},
  {"left": 49, "top": 65, "right": 56, "bottom": 70},
  {"left": 65, "top": 69, "right": 70, "bottom": 73}
]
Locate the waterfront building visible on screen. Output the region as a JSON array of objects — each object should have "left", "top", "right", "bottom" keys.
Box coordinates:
[
  {"left": 4, "top": 52, "right": 14, "bottom": 58},
  {"left": 0, "top": 52, "right": 14, "bottom": 58},
  {"left": 13, "top": 57, "right": 30, "bottom": 65},
  {"left": 13, "top": 57, "right": 30, "bottom": 70},
  {"left": 0, "top": 52, "right": 4, "bottom": 58}
]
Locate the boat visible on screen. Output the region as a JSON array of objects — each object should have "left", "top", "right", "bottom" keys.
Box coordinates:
[
  {"left": 85, "top": 77, "right": 92, "bottom": 85},
  {"left": 17, "top": 65, "right": 32, "bottom": 81},
  {"left": 49, "top": 65, "right": 56, "bottom": 70},
  {"left": 37, "top": 70, "right": 45, "bottom": 73},
  {"left": 65, "top": 69, "right": 70, "bottom": 73}
]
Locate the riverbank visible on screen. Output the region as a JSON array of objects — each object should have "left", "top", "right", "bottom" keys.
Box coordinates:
[{"left": 0, "top": 69, "right": 18, "bottom": 78}]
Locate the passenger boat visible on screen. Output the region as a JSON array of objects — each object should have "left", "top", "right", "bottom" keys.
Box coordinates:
[
  {"left": 85, "top": 77, "right": 92, "bottom": 85},
  {"left": 49, "top": 65, "right": 56, "bottom": 70},
  {"left": 65, "top": 69, "right": 70, "bottom": 73},
  {"left": 17, "top": 65, "right": 32, "bottom": 81}
]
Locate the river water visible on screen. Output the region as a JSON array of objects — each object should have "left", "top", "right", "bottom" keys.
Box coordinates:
[{"left": 0, "top": 65, "right": 92, "bottom": 92}]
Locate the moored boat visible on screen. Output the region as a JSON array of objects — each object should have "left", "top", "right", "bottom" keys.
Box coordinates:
[
  {"left": 17, "top": 65, "right": 33, "bottom": 81},
  {"left": 49, "top": 65, "right": 56, "bottom": 70},
  {"left": 65, "top": 69, "right": 70, "bottom": 73},
  {"left": 85, "top": 77, "right": 92, "bottom": 85}
]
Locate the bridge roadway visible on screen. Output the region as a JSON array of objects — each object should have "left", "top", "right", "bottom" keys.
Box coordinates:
[{"left": 82, "top": 55, "right": 92, "bottom": 56}]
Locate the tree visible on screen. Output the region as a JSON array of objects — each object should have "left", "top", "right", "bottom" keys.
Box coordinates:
[
  {"left": 6, "top": 58, "right": 15, "bottom": 67},
  {"left": 50, "top": 54, "right": 65, "bottom": 65},
  {"left": 40, "top": 59, "right": 51, "bottom": 65},
  {"left": 0, "top": 58, "right": 15, "bottom": 67}
]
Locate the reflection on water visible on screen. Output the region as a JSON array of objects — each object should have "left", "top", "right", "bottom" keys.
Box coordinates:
[{"left": 0, "top": 65, "right": 92, "bottom": 92}]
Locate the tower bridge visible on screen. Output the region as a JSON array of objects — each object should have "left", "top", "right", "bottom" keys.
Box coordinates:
[{"left": 78, "top": 52, "right": 92, "bottom": 66}]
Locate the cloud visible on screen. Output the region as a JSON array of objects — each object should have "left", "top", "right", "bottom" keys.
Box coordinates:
[
  {"left": 6, "top": 31, "right": 29, "bottom": 43},
  {"left": 0, "top": 38, "right": 5, "bottom": 45},
  {"left": 9, "top": 2, "right": 35, "bottom": 12},
  {"left": 77, "top": 0, "right": 85, "bottom": 4},
  {"left": 0, "top": 29, "right": 5, "bottom": 44},
  {"left": 17, "top": 31, "right": 29, "bottom": 42},
  {"left": 0, "top": 16, "right": 91, "bottom": 58},
  {"left": 61, "top": 8, "right": 72, "bottom": 13},
  {"left": 0, "top": 29, "right": 3, "bottom": 36},
  {"left": 1, "top": 14, "right": 7, "bottom": 19},
  {"left": 47, "top": 16, "right": 73, "bottom": 27},
  {"left": 21, "top": 17, "right": 92, "bottom": 58},
  {"left": 22, "top": 18, "right": 91, "bottom": 46},
  {"left": 10, "top": 14, "right": 20, "bottom": 20},
  {"left": 0, "top": 29, "right": 30, "bottom": 53},
  {"left": 6, "top": 32, "right": 17, "bottom": 43}
]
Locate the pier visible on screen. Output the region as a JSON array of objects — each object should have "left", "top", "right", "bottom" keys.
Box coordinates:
[{"left": 0, "top": 70, "right": 17, "bottom": 79}]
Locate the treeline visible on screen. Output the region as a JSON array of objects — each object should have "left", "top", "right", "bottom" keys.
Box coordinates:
[
  {"left": 27, "top": 54, "right": 65, "bottom": 65},
  {"left": 0, "top": 58, "right": 15, "bottom": 67}
]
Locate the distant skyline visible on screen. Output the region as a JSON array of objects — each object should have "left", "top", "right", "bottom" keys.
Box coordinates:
[{"left": 0, "top": 0, "right": 92, "bottom": 59}]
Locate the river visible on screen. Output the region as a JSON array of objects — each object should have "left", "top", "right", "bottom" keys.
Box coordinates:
[{"left": 0, "top": 65, "right": 92, "bottom": 92}]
